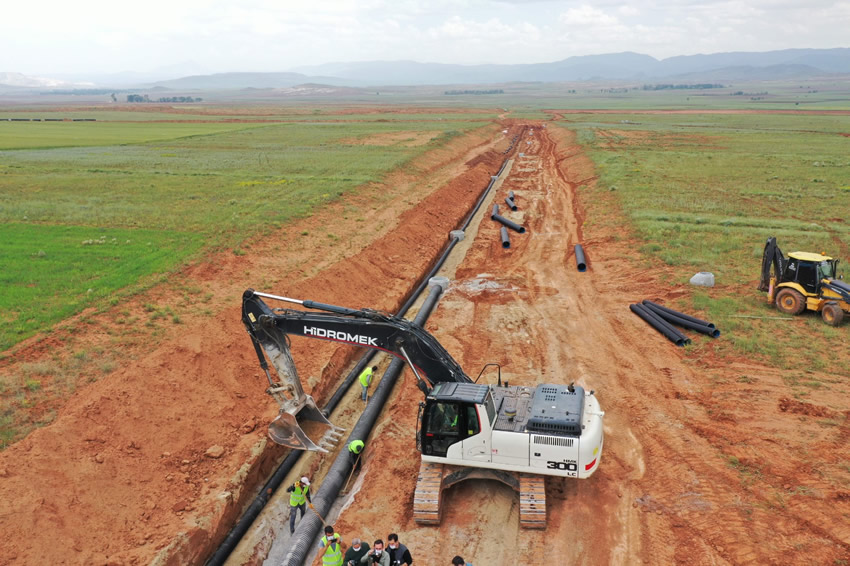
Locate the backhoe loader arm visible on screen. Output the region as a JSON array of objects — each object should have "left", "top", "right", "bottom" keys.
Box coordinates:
[{"left": 759, "top": 236, "right": 785, "bottom": 291}]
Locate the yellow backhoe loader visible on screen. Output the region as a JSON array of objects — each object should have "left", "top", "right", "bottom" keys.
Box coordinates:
[{"left": 759, "top": 237, "right": 850, "bottom": 326}]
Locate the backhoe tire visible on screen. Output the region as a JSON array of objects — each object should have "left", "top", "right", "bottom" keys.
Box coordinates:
[
  {"left": 821, "top": 303, "right": 844, "bottom": 326},
  {"left": 775, "top": 288, "right": 806, "bottom": 315}
]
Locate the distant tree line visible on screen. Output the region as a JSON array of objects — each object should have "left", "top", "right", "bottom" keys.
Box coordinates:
[
  {"left": 444, "top": 89, "right": 504, "bottom": 95},
  {"left": 126, "top": 94, "right": 202, "bottom": 103},
  {"left": 642, "top": 84, "right": 725, "bottom": 90},
  {"left": 42, "top": 88, "right": 136, "bottom": 95}
]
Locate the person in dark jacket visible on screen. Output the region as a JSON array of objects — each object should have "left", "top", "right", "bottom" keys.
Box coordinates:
[
  {"left": 386, "top": 533, "right": 413, "bottom": 565},
  {"left": 344, "top": 538, "right": 370, "bottom": 566},
  {"left": 360, "top": 539, "right": 389, "bottom": 565}
]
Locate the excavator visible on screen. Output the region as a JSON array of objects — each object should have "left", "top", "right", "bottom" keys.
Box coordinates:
[
  {"left": 241, "top": 288, "right": 604, "bottom": 528},
  {"left": 759, "top": 237, "right": 850, "bottom": 325}
]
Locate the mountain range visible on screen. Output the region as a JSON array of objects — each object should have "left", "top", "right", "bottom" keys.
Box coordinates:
[{"left": 3, "top": 48, "right": 850, "bottom": 91}]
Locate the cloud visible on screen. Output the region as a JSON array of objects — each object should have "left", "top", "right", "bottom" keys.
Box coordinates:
[{"left": 2, "top": 0, "right": 849, "bottom": 75}]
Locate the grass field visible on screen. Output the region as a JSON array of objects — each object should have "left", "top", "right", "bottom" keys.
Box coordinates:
[
  {"left": 0, "top": 109, "right": 488, "bottom": 351},
  {"left": 557, "top": 111, "right": 850, "bottom": 378}
]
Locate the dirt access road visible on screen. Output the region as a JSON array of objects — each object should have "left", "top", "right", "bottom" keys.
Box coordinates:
[{"left": 1, "top": 117, "right": 849, "bottom": 565}]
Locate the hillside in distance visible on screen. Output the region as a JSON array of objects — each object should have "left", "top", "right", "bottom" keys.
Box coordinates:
[
  {"left": 3, "top": 48, "right": 850, "bottom": 91},
  {"left": 290, "top": 48, "right": 850, "bottom": 86}
]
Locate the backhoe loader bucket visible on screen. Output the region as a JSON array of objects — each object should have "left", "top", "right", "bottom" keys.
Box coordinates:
[{"left": 267, "top": 394, "right": 345, "bottom": 452}]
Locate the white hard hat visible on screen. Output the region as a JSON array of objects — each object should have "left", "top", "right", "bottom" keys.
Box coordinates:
[{"left": 300, "top": 476, "right": 310, "bottom": 486}]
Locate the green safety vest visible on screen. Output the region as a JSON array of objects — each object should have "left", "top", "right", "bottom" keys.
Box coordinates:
[
  {"left": 321, "top": 534, "right": 344, "bottom": 566},
  {"left": 349, "top": 440, "right": 364, "bottom": 454},
  {"left": 359, "top": 367, "right": 374, "bottom": 387},
  {"left": 289, "top": 483, "right": 308, "bottom": 506}
]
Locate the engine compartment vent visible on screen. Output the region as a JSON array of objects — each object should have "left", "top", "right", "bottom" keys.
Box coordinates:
[{"left": 527, "top": 384, "right": 585, "bottom": 436}]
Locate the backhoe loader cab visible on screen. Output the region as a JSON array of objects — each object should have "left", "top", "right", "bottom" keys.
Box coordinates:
[
  {"left": 760, "top": 238, "right": 850, "bottom": 326},
  {"left": 781, "top": 252, "right": 838, "bottom": 294}
]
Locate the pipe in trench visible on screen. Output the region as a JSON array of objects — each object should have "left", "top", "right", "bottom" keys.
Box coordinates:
[
  {"left": 500, "top": 227, "right": 511, "bottom": 249},
  {"left": 204, "top": 352, "right": 377, "bottom": 566},
  {"left": 641, "top": 300, "right": 715, "bottom": 329},
  {"left": 204, "top": 158, "right": 509, "bottom": 566},
  {"left": 280, "top": 282, "right": 446, "bottom": 566},
  {"left": 642, "top": 302, "right": 720, "bottom": 338},
  {"left": 492, "top": 213, "right": 526, "bottom": 234},
  {"left": 574, "top": 244, "right": 587, "bottom": 272},
  {"left": 629, "top": 304, "right": 690, "bottom": 347},
  {"left": 505, "top": 197, "right": 518, "bottom": 211}
]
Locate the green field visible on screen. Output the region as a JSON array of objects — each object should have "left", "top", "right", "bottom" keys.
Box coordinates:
[
  {"left": 556, "top": 110, "right": 850, "bottom": 376},
  {"left": 0, "top": 110, "right": 487, "bottom": 351}
]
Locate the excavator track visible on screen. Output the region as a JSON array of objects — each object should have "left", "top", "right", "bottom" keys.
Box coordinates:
[
  {"left": 413, "top": 461, "right": 444, "bottom": 525},
  {"left": 414, "top": 461, "right": 548, "bottom": 528},
  {"left": 518, "top": 473, "right": 547, "bottom": 529}
]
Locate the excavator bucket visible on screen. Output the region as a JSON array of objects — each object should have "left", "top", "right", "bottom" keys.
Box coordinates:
[
  {"left": 270, "top": 399, "right": 345, "bottom": 452},
  {"left": 267, "top": 397, "right": 345, "bottom": 452}
]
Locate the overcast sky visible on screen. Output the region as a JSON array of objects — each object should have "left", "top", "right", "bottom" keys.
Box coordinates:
[{"left": 3, "top": 0, "right": 849, "bottom": 77}]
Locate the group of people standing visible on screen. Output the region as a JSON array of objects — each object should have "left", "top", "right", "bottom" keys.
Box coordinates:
[
  {"left": 319, "top": 524, "right": 414, "bottom": 566},
  {"left": 285, "top": 472, "right": 414, "bottom": 566}
]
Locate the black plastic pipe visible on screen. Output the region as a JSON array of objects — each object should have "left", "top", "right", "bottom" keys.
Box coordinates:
[
  {"left": 641, "top": 300, "right": 715, "bottom": 329},
  {"left": 642, "top": 303, "right": 720, "bottom": 338},
  {"left": 574, "top": 244, "right": 587, "bottom": 272},
  {"left": 491, "top": 204, "right": 499, "bottom": 219},
  {"left": 205, "top": 158, "right": 509, "bottom": 566},
  {"left": 280, "top": 283, "right": 446, "bottom": 566},
  {"left": 492, "top": 214, "right": 526, "bottom": 234},
  {"left": 500, "top": 227, "right": 511, "bottom": 249},
  {"left": 505, "top": 197, "right": 518, "bottom": 211},
  {"left": 630, "top": 304, "right": 690, "bottom": 347},
  {"left": 638, "top": 303, "right": 690, "bottom": 345}
]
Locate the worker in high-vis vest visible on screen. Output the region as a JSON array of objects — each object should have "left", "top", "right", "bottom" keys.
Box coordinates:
[
  {"left": 359, "top": 365, "right": 378, "bottom": 402},
  {"left": 285, "top": 475, "right": 311, "bottom": 534},
  {"left": 348, "top": 439, "right": 365, "bottom": 471},
  {"left": 319, "top": 524, "right": 344, "bottom": 566}
]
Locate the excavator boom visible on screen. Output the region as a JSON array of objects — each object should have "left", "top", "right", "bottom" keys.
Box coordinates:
[{"left": 241, "top": 289, "right": 471, "bottom": 451}]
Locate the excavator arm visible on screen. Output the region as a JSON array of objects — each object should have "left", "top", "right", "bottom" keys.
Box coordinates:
[{"left": 241, "top": 289, "right": 471, "bottom": 451}]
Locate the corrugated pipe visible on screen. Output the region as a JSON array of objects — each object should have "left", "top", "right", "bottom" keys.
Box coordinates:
[
  {"left": 204, "top": 351, "right": 377, "bottom": 566},
  {"left": 204, "top": 157, "right": 509, "bottom": 566},
  {"left": 574, "top": 244, "right": 587, "bottom": 272},
  {"left": 629, "top": 304, "right": 690, "bottom": 347},
  {"left": 280, "top": 282, "right": 447, "bottom": 566},
  {"left": 642, "top": 302, "right": 720, "bottom": 338}
]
